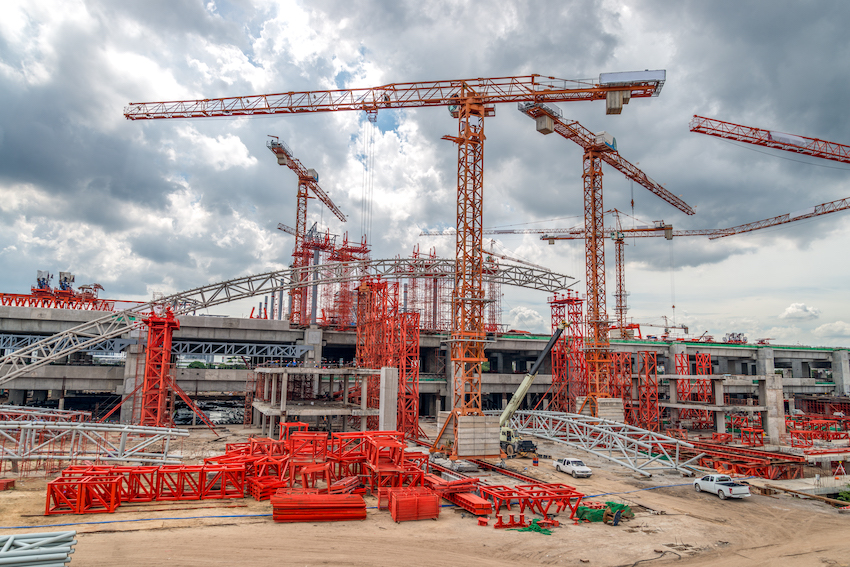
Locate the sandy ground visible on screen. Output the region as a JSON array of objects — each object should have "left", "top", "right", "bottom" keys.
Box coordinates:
[{"left": 2, "top": 425, "right": 849, "bottom": 567}]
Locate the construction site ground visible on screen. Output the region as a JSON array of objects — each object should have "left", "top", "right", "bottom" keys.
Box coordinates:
[{"left": 2, "top": 422, "right": 849, "bottom": 567}]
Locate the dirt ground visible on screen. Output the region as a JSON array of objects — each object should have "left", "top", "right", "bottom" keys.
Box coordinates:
[{"left": 2, "top": 425, "right": 849, "bottom": 567}]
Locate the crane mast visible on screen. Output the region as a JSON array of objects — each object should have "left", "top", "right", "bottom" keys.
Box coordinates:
[
  {"left": 517, "top": 103, "right": 692, "bottom": 417},
  {"left": 126, "top": 69, "right": 667, "bottom": 457}
]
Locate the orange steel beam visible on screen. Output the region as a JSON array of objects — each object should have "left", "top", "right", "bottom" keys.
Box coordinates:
[
  {"left": 690, "top": 115, "right": 850, "bottom": 164},
  {"left": 126, "top": 70, "right": 666, "bottom": 457}
]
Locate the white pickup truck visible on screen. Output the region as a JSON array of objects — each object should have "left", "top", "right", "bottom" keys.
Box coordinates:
[
  {"left": 693, "top": 474, "right": 751, "bottom": 500},
  {"left": 553, "top": 458, "right": 592, "bottom": 478}
]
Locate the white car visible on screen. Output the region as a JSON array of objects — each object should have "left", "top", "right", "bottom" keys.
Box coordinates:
[
  {"left": 693, "top": 474, "right": 751, "bottom": 500},
  {"left": 553, "top": 458, "right": 592, "bottom": 478}
]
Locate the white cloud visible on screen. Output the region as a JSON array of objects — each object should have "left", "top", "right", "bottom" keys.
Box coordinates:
[
  {"left": 779, "top": 303, "right": 821, "bottom": 320},
  {"left": 813, "top": 321, "right": 850, "bottom": 339},
  {"left": 173, "top": 126, "right": 257, "bottom": 171},
  {"left": 505, "top": 306, "right": 546, "bottom": 334}
]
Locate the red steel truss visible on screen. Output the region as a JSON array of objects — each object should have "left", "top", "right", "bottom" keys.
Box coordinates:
[
  {"left": 690, "top": 115, "right": 850, "bottom": 164},
  {"left": 609, "top": 352, "right": 632, "bottom": 401},
  {"left": 138, "top": 311, "right": 181, "bottom": 427},
  {"left": 565, "top": 291, "right": 587, "bottom": 411},
  {"left": 582, "top": 149, "right": 610, "bottom": 416},
  {"left": 135, "top": 310, "right": 217, "bottom": 431},
  {"left": 637, "top": 351, "right": 659, "bottom": 432},
  {"left": 397, "top": 311, "right": 423, "bottom": 440},
  {"left": 355, "top": 279, "right": 422, "bottom": 439},
  {"left": 692, "top": 353, "right": 714, "bottom": 429}
]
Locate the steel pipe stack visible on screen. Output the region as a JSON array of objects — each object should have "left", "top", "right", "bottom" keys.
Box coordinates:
[{"left": 0, "top": 531, "right": 77, "bottom": 566}]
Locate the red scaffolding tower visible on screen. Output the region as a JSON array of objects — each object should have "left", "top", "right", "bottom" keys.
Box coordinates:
[{"left": 636, "top": 351, "right": 659, "bottom": 432}]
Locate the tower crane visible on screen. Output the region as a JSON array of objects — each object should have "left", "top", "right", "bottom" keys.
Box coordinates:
[
  {"left": 689, "top": 115, "right": 850, "bottom": 164},
  {"left": 125, "top": 69, "right": 667, "bottom": 457},
  {"left": 267, "top": 136, "right": 346, "bottom": 325},
  {"left": 537, "top": 197, "right": 850, "bottom": 339},
  {"left": 517, "top": 103, "right": 694, "bottom": 416}
]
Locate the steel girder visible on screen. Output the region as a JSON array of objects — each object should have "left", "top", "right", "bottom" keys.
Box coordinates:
[
  {"left": 501, "top": 410, "right": 704, "bottom": 477},
  {"left": 0, "top": 422, "right": 189, "bottom": 466},
  {"left": 0, "top": 334, "right": 136, "bottom": 353},
  {"left": 0, "top": 259, "right": 574, "bottom": 387}
]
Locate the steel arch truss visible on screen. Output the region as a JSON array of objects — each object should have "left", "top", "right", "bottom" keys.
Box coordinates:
[
  {"left": 0, "top": 259, "right": 574, "bottom": 387},
  {"left": 504, "top": 410, "right": 704, "bottom": 477}
]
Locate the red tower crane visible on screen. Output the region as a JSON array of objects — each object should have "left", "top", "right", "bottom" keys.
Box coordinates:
[
  {"left": 267, "top": 136, "right": 347, "bottom": 325},
  {"left": 517, "top": 103, "right": 694, "bottom": 416},
  {"left": 125, "top": 70, "right": 667, "bottom": 457},
  {"left": 689, "top": 115, "right": 850, "bottom": 164}
]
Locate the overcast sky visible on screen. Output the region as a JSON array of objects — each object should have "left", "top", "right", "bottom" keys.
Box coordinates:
[{"left": 3, "top": 0, "right": 850, "bottom": 346}]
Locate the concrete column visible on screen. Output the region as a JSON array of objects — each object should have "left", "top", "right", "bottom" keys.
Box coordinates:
[
  {"left": 759, "top": 371, "right": 786, "bottom": 443},
  {"left": 669, "top": 343, "right": 687, "bottom": 371},
  {"left": 270, "top": 373, "right": 277, "bottom": 407},
  {"left": 280, "top": 372, "right": 288, "bottom": 413},
  {"left": 756, "top": 348, "right": 775, "bottom": 378},
  {"left": 305, "top": 328, "right": 323, "bottom": 398},
  {"left": 667, "top": 377, "right": 680, "bottom": 425},
  {"left": 791, "top": 360, "right": 803, "bottom": 379},
  {"left": 343, "top": 373, "right": 350, "bottom": 406},
  {"left": 832, "top": 350, "right": 850, "bottom": 395},
  {"left": 120, "top": 344, "right": 145, "bottom": 424},
  {"left": 495, "top": 353, "right": 504, "bottom": 374},
  {"left": 8, "top": 389, "right": 26, "bottom": 405},
  {"left": 379, "top": 367, "right": 399, "bottom": 431},
  {"left": 712, "top": 378, "right": 726, "bottom": 434}
]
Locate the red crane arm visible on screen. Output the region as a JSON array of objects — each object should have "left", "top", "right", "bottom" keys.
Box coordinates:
[
  {"left": 531, "top": 196, "right": 850, "bottom": 241},
  {"left": 690, "top": 115, "right": 850, "bottom": 164},
  {"left": 708, "top": 196, "right": 850, "bottom": 239},
  {"left": 519, "top": 103, "right": 695, "bottom": 215},
  {"left": 124, "top": 73, "right": 665, "bottom": 120},
  {"left": 268, "top": 140, "right": 346, "bottom": 222}
]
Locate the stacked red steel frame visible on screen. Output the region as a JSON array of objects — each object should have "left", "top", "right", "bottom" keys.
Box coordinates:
[{"left": 45, "top": 463, "right": 246, "bottom": 515}]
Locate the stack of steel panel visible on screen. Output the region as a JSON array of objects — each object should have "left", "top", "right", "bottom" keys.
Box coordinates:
[
  {"left": 423, "top": 475, "right": 480, "bottom": 494},
  {"left": 388, "top": 488, "right": 440, "bottom": 522},
  {"left": 247, "top": 476, "right": 288, "bottom": 501},
  {"left": 442, "top": 491, "right": 492, "bottom": 515},
  {"left": 328, "top": 476, "right": 362, "bottom": 495},
  {"left": 0, "top": 479, "right": 14, "bottom": 491},
  {"left": 270, "top": 493, "right": 367, "bottom": 523}
]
